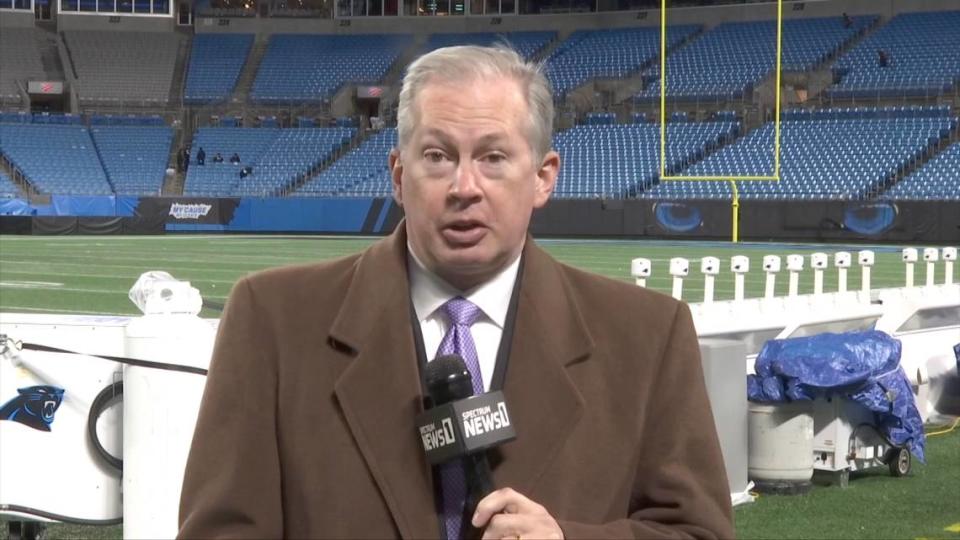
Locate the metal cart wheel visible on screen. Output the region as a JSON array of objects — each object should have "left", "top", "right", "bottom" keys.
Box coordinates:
[
  {"left": 886, "top": 447, "right": 911, "bottom": 477},
  {"left": 8, "top": 521, "right": 46, "bottom": 540}
]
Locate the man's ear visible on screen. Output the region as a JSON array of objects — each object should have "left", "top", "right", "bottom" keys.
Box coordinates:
[
  {"left": 533, "top": 150, "right": 560, "bottom": 209},
  {"left": 389, "top": 149, "right": 403, "bottom": 205}
]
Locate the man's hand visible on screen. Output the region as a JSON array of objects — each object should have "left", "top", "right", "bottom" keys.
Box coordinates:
[{"left": 472, "top": 488, "right": 564, "bottom": 540}]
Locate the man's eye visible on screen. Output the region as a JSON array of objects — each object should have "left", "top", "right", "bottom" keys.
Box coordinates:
[
  {"left": 425, "top": 151, "right": 447, "bottom": 163},
  {"left": 483, "top": 153, "right": 507, "bottom": 164}
]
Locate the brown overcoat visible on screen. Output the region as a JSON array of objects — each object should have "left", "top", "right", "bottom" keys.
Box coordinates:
[{"left": 178, "top": 225, "right": 734, "bottom": 539}]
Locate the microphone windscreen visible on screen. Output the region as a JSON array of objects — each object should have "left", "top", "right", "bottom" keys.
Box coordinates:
[{"left": 425, "top": 354, "right": 473, "bottom": 406}]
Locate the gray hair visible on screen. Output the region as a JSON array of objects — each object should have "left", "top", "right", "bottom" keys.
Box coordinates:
[{"left": 396, "top": 45, "right": 554, "bottom": 161}]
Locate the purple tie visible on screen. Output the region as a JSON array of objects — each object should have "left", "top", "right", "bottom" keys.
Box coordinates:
[{"left": 436, "top": 297, "right": 483, "bottom": 540}]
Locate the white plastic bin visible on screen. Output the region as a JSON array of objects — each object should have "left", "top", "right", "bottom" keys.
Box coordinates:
[
  {"left": 123, "top": 314, "right": 214, "bottom": 540},
  {"left": 748, "top": 400, "right": 814, "bottom": 493}
]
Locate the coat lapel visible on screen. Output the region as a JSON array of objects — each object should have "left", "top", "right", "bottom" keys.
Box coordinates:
[
  {"left": 330, "top": 226, "right": 440, "bottom": 539},
  {"left": 328, "top": 230, "right": 594, "bottom": 536},
  {"left": 493, "top": 239, "right": 594, "bottom": 495}
]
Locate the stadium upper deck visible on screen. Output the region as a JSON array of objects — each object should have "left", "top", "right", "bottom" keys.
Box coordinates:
[{"left": 0, "top": 2, "right": 957, "bottom": 201}]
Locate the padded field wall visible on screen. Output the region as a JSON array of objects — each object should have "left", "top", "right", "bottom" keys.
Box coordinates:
[{"left": 1, "top": 196, "right": 956, "bottom": 243}]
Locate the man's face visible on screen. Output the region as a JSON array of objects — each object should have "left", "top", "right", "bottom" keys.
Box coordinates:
[{"left": 390, "top": 76, "right": 559, "bottom": 290}]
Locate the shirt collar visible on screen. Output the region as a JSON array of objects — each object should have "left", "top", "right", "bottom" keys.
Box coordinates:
[{"left": 408, "top": 242, "right": 521, "bottom": 329}]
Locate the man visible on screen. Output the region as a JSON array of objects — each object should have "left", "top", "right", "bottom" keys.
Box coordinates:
[
  {"left": 842, "top": 12, "right": 853, "bottom": 29},
  {"left": 878, "top": 49, "right": 890, "bottom": 68},
  {"left": 179, "top": 46, "right": 733, "bottom": 539},
  {"left": 176, "top": 146, "right": 185, "bottom": 172}
]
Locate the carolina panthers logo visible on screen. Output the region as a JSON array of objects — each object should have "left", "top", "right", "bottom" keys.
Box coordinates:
[{"left": 0, "top": 386, "right": 65, "bottom": 432}]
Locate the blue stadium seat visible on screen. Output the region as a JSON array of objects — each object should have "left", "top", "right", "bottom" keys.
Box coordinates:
[
  {"left": 184, "top": 34, "right": 254, "bottom": 104},
  {"left": 553, "top": 122, "right": 739, "bottom": 198},
  {"left": 545, "top": 25, "right": 700, "bottom": 98},
  {"left": 423, "top": 31, "right": 556, "bottom": 60},
  {"left": 828, "top": 11, "right": 960, "bottom": 98},
  {"left": 584, "top": 112, "right": 617, "bottom": 125},
  {"left": 184, "top": 127, "right": 356, "bottom": 197},
  {"left": 883, "top": 142, "right": 960, "bottom": 201},
  {"left": 0, "top": 112, "right": 31, "bottom": 124},
  {"left": 0, "top": 170, "right": 20, "bottom": 198},
  {"left": 296, "top": 129, "right": 397, "bottom": 197},
  {"left": 251, "top": 34, "right": 412, "bottom": 104},
  {"left": 642, "top": 107, "right": 954, "bottom": 200},
  {"left": 32, "top": 112, "right": 82, "bottom": 125},
  {"left": 0, "top": 124, "right": 113, "bottom": 195},
  {"left": 89, "top": 114, "right": 166, "bottom": 126},
  {"left": 639, "top": 16, "right": 875, "bottom": 101},
  {"left": 91, "top": 125, "right": 173, "bottom": 195}
]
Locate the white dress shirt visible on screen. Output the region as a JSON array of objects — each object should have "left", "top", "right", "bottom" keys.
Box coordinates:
[{"left": 408, "top": 245, "right": 521, "bottom": 393}]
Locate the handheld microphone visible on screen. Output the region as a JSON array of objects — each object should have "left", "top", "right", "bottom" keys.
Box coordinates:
[{"left": 416, "top": 355, "right": 516, "bottom": 519}]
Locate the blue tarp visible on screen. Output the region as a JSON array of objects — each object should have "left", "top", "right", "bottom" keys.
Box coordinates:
[
  {"left": 748, "top": 330, "right": 925, "bottom": 463},
  {"left": 116, "top": 196, "right": 139, "bottom": 217},
  {"left": 51, "top": 195, "right": 117, "bottom": 217},
  {"left": 0, "top": 198, "right": 35, "bottom": 216}
]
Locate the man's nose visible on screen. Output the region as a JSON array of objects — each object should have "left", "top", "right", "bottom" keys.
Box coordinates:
[{"left": 451, "top": 161, "right": 482, "bottom": 198}]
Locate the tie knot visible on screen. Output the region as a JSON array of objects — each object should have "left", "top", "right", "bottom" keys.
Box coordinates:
[{"left": 442, "top": 297, "right": 481, "bottom": 327}]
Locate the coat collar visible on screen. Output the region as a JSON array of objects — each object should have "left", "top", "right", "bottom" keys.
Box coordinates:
[{"left": 330, "top": 224, "right": 593, "bottom": 537}]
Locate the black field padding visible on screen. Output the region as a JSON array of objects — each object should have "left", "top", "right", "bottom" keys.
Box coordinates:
[
  {"left": 32, "top": 216, "right": 79, "bottom": 235},
  {"left": 122, "top": 215, "right": 165, "bottom": 234},
  {"left": 0, "top": 215, "right": 32, "bottom": 234},
  {"left": 78, "top": 217, "right": 124, "bottom": 234}
]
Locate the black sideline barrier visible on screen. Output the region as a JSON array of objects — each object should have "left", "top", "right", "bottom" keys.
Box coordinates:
[
  {"left": 121, "top": 215, "right": 167, "bottom": 235},
  {"left": 529, "top": 199, "right": 958, "bottom": 243},
  {"left": 33, "top": 217, "right": 79, "bottom": 235},
  {"left": 530, "top": 199, "right": 733, "bottom": 239},
  {"left": 739, "top": 200, "right": 959, "bottom": 243},
  {"left": 0, "top": 216, "right": 32, "bottom": 235},
  {"left": 77, "top": 217, "right": 124, "bottom": 235},
  {"left": 2, "top": 199, "right": 957, "bottom": 243},
  {"left": 4, "top": 217, "right": 165, "bottom": 235}
]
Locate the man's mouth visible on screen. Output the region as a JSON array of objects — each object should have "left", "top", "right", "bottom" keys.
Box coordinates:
[{"left": 442, "top": 221, "right": 487, "bottom": 245}]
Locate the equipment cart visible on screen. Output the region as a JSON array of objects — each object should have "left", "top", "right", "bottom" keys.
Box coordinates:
[{"left": 812, "top": 396, "right": 912, "bottom": 488}]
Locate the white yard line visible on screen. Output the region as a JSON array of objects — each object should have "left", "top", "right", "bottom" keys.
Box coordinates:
[
  {"left": 0, "top": 280, "right": 64, "bottom": 288},
  {"left": 0, "top": 306, "right": 133, "bottom": 316}
]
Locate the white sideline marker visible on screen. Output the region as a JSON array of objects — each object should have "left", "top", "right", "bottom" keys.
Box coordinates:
[
  {"left": 834, "top": 251, "right": 851, "bottom": 293},
  {"left": 902, "top": 248, "right": 918, "bottom": 288},
  {"left": 762, "top": 255, "right": 781, "bottom": 300},
  {"left": 810, "top": 252, "right": 828, "bottom": 296},
  {"left": 701, "top": 257, "right": 719, "bottom": 303},
  {"left": 786, "top": 254, "right": 803, "bottom": 297},
  {"left": 731, "top": 255, "right": 749, "bottom": 302},
  {"left": 669, "top": 257, "right": 689, "bottom": 300},
  {"left": 631, "top": 258, "right": 651, "bottom": 288},
  {"left": 858, "top": 250, "right": 875, "bottom": 297},
  {"left": 943, "top": 247, "right": 957, "bottom": 285},
  {"left": 923, "top": 247, "right": 939, "bottom": 287}
]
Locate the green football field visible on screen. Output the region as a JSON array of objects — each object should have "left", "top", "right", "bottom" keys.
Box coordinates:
[
  {"left": 0, "top": 234, "right": 958, "bottom": 539},
  {"left": 0, "top": 235, "right": 950, "bottom": 316}
]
